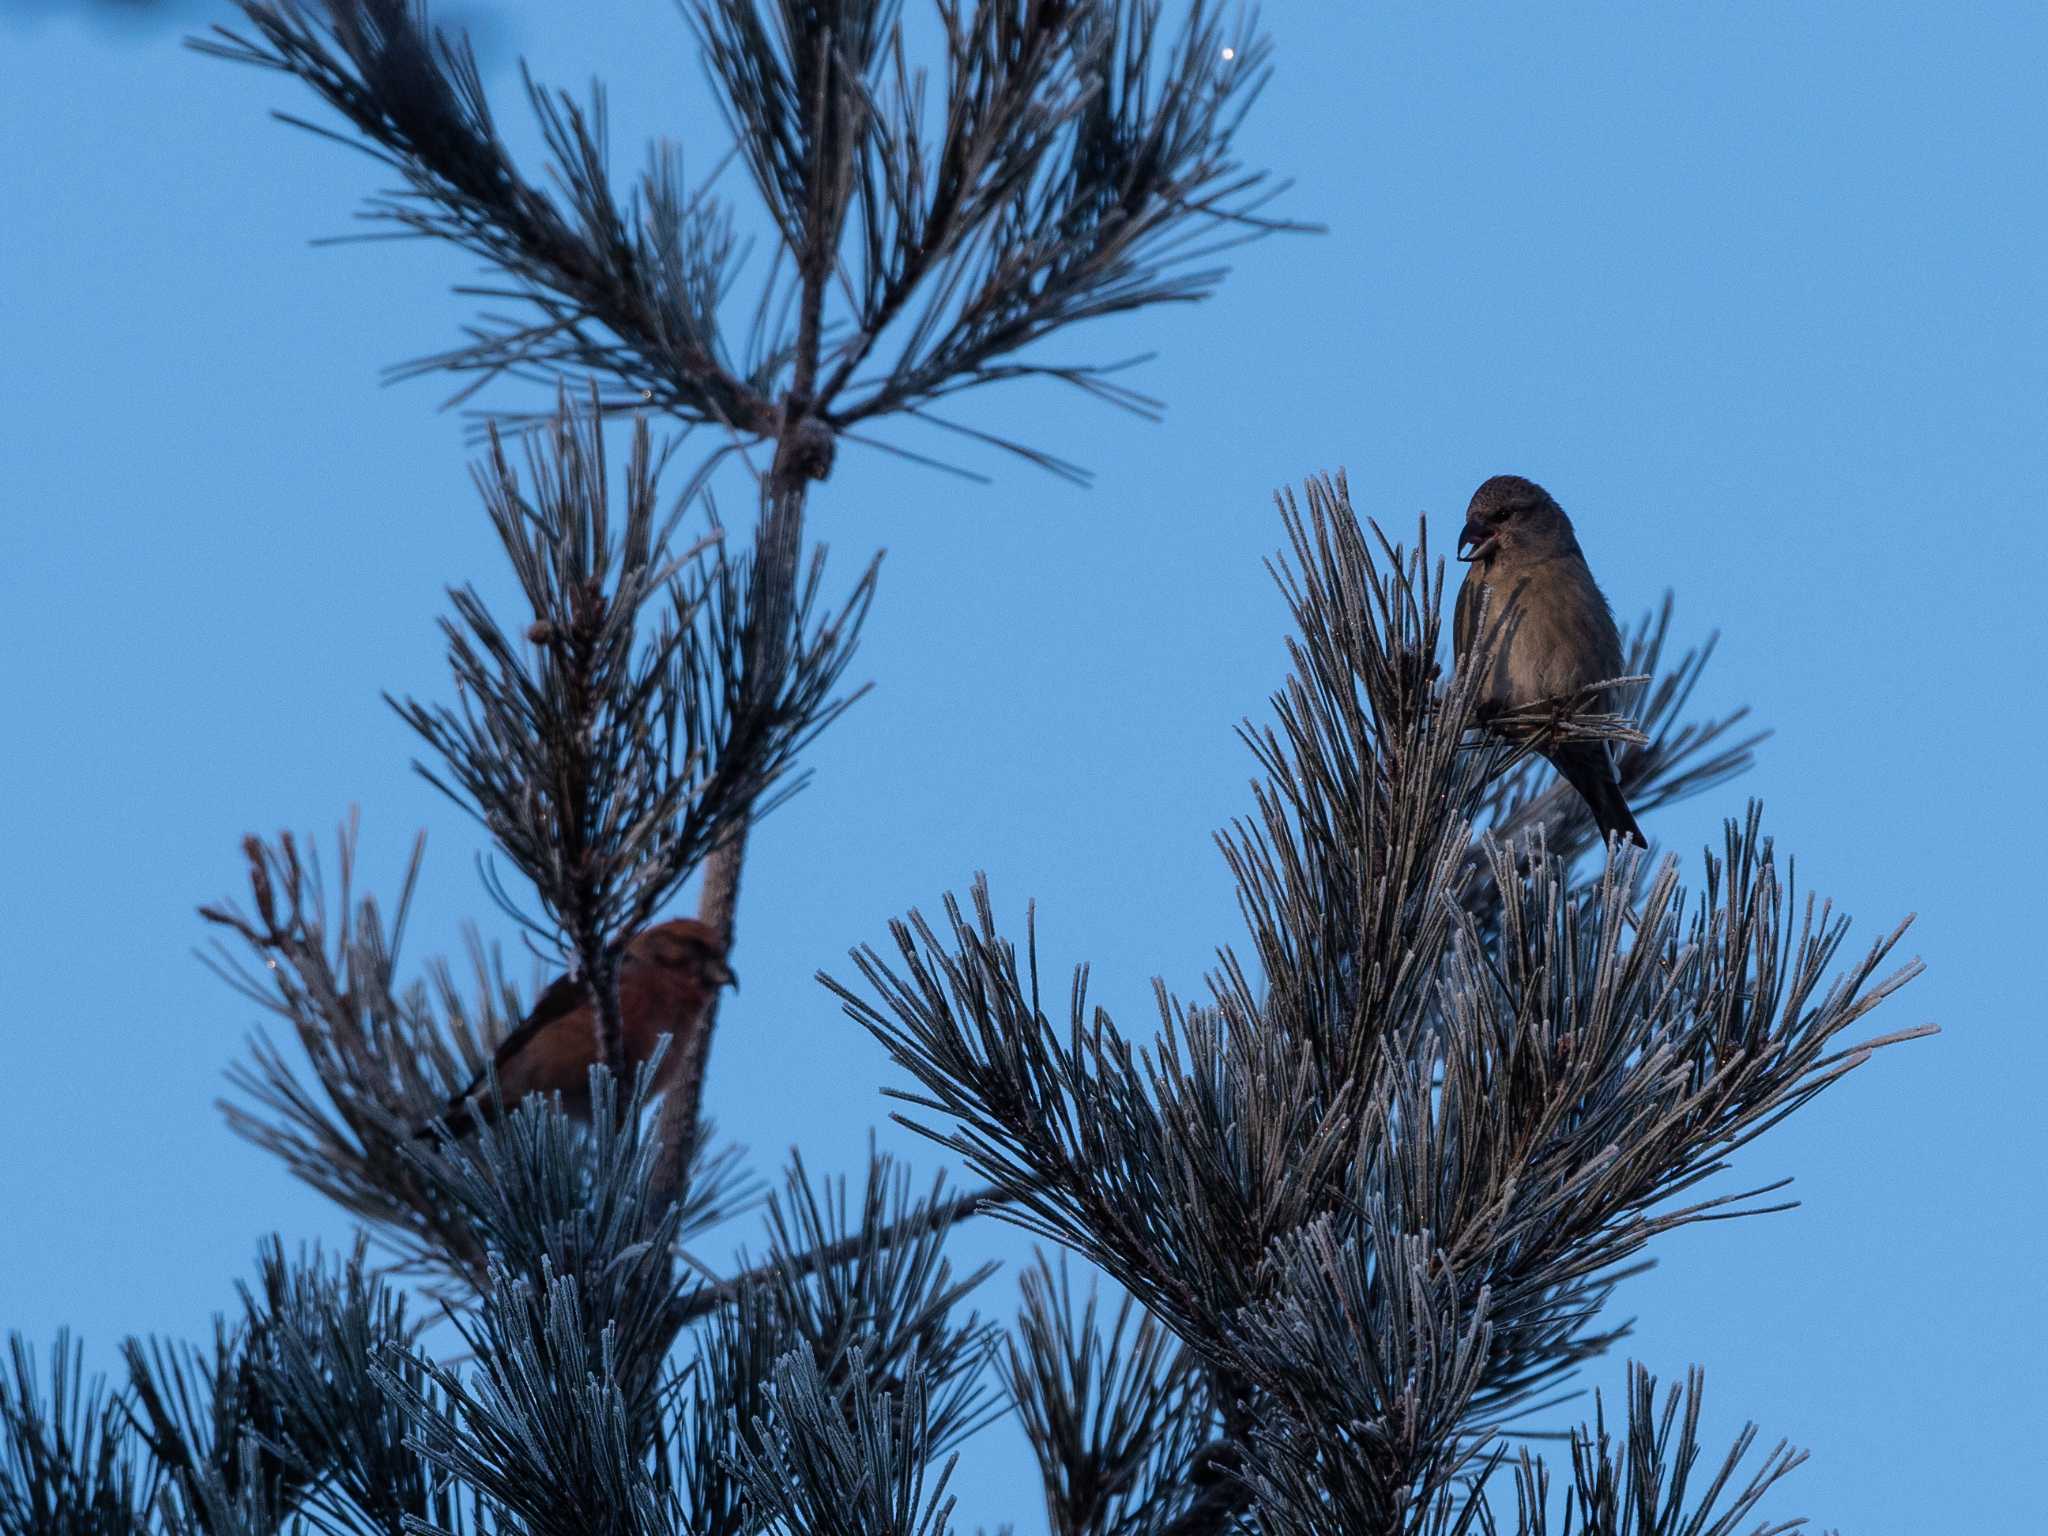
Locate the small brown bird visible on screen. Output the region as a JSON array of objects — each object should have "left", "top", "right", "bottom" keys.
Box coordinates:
[
  {"left": 425, "top": 918, "right": 735, "bottom": 1138},
  {"left": 1453, "top": 474, "right": 1647, "bottom": 847}
]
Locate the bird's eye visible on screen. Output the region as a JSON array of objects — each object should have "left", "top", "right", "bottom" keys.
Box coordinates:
[{"left": 1487, "top": 503, "right": 1515, "bottom": 523}]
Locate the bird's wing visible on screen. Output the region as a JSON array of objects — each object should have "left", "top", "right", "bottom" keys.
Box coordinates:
[
  {"left": 1584, "top": 570, "right": 1627, "bottom": 684},
  {"left": 1453, "top": 568, "right": 1480, "bottom": 670},
  {"left": 449, "top": 970, "right": 589, "bottom": 1101}
]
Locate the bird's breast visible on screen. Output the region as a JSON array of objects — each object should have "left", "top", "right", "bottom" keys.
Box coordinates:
[{"left": 1471, "top": 560, "right": 1622, "bottom": 707}]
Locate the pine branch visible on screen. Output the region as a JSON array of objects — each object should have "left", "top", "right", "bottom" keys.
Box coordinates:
[
  {"left": 675, "top": 1181, "right": 1010, "bottom": 1328},
  {"left": 196, "top": 1, "right": 776, "bottom": 433},
  {"left": 121, "top": 1318, "right": 300, "bottom": 1536},
  {"left": 831, "top": 477, "right": 1930, "bottom": 1525},
  {"left": 228, "top": 1240, "right": 454, "bottom": 1536},
  {"left": 200, "top": 817, "right": 544, "bottom": 1291},
  {"left": 1500, "top": 1365, "right": 1815, "bottom": 1536},
  {"left": 0, "top": 1333, "right": 157, "bottom": 1536},
  {"left": 389, "top": 397, "right": 872, "bottom": 960},
  {"left": 378, "top": 1259, "right": 678, "bottom": 1536},
  {"left": 727, "top": 1347, "right": 962, "bottom": 1536},
  {"left": 201, "top": 1, "right": 1310, "bottom": 471},
  {"left": 1002, "top": 1255, "right": 1220, "bottom": 1536},
  {"left": 196, "top": 3, "right": 1310, "bottom": 1283},
  {"left": 675, "top": 1151, "right": 1001, "bottom": 1536}
]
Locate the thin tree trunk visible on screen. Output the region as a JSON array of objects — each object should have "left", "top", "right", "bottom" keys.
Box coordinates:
[
  {"left": 649, "top": 432, "right": 817, "bottom": 1206},
  {"left": 650, "top": 177, "right": 836, "bottom": 1199}
]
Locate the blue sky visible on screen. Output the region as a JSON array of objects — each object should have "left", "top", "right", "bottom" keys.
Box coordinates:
[{"left": 3, "top": 2, "right": 2040, "bottom": 1527}]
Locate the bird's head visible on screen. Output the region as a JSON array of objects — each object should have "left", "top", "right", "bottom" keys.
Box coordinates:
[
  {"left": 630, "top": 918, "right": 738, "bottom": 991},
  {"left": 1457, "top": 474, "right": 1578, "bottom": 565}
]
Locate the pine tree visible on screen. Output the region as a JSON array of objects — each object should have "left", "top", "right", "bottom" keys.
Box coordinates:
[{"left": 2, "top": 5, "right": 1930, "bottom": 1533}]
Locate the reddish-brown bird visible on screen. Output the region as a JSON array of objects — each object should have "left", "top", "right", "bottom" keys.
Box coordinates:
[{"left": 425, "top": 918, "right": 735, "bottom": 1138}]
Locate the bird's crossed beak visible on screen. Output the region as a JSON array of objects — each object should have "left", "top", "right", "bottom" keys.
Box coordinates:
[
  {"left": 1456, "top": 518, "right": 1500, "bottom": 563},
  {"left": 715, "top": 961, "right": 739, "bottom": 992}
]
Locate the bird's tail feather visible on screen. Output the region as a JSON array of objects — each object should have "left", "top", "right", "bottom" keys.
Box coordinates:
[{"left": 1550, "top": 745, "right": 1647, "bottom": 848}]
